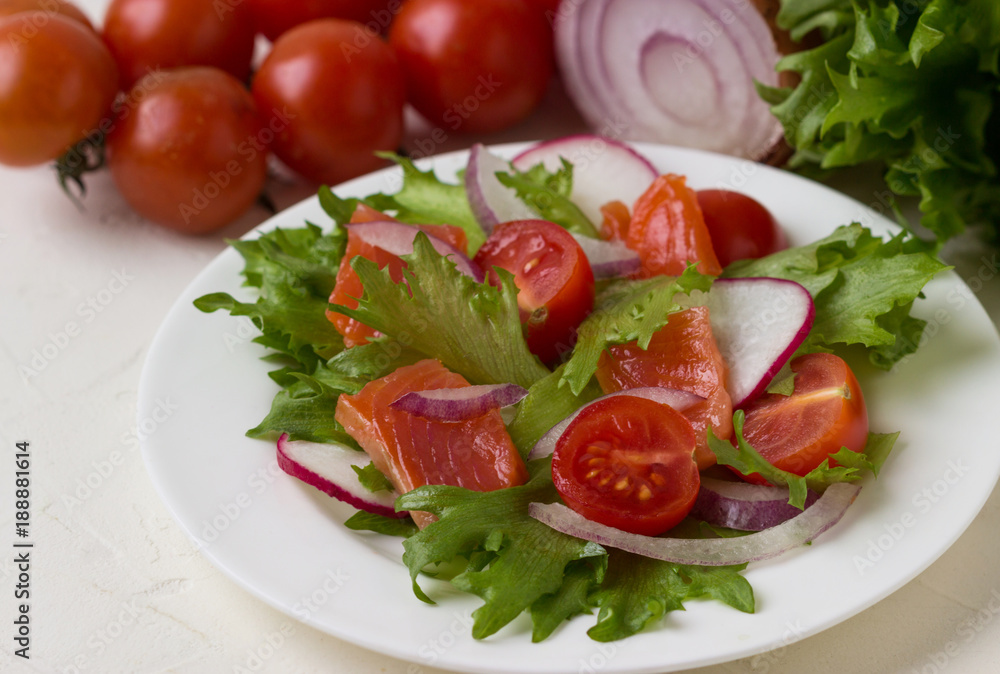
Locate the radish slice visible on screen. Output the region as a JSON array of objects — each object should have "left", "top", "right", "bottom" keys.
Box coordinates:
[
  {"left": 691, "top": 478, "right": 820, "bottom": 531},
  {"left": 684, "top": 277, "right": 814, "bottom": 408},
  {"left": 390, "top": 383, "right": 529, "bottom": 422},
  {"left": 554, "top": 0, "right": 782, "bottom": 159},
  {"left": 465, "top": 144, "right": 536, "bottom": 234},
  {"left": 346, "top": 221, "right": 484, "bottom": 282},
  {"left": 512, "top": 135, "right": 658, "bottom": 225},
  {"left": 276, "top": 434, "right": 405, "bottom": 519},
  {"left": 528, "top": 387, "right": 704, "bottom": 461},
  {"left": 570, "top": 233, "right": 640, "bottom": 279},
  {"left": 529, "top": 482, "right": 861, "bottom": 566}
]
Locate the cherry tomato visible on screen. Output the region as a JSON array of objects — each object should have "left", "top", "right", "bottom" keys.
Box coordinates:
[
  {"left": 102, "top": 0, "right": 255, "bottom": 89},
  {"left": 628, "top": 174, "right": 722, "bottom": 278},
  {"left": 252, "top": 19, "right": 405, "bottom": 186},
  {"left": 0, "top": 0, "right": 93, "bottom": 29},
  {"left": 106, "top": 68, "right": 268, "bottom": 234},
  {"left": 696, "top": 190, "right": 788, "bottom": 267},
  {"left": 327, "top": 211, "right": 469, "bottom": 347},
  {"left": 245, "top": 0, "right": 400, "bottom": 42},
  {"left": 596, "top": 307, "right": 733, "bottom": 470},
  {"left": 473, "top": 219, "right": 594, "bottom": 364},
  {"left": 0, "top": 14, "right": 117, "bottom": 166},
  {"left": 388, "top": 0, "right": 553, "bottom": 134},
  {"left": 552, "top": 395, "right": 700, "bottom": 536},
  {"left": 739, "top": 353, "right": 869, "bottom": 484}
]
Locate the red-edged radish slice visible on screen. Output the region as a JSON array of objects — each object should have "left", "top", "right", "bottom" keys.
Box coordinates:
[
  {"left": 684, "top": 277, "right": 814, "bottom": 408},
  {"left": 512, "top": 135, "right": 658, "bottom": 225},
  {"left": 276, "top": 434, "right": 405, "bottom": 519},
  {"left": 465, "top": 143, "right": 535, "bottom": 234},
  {"left": 691, "top": 477, "right": 819, "bottom": 531},
  {"left": 570, "top": 232, "right": 640, "bottom": 279},
  {"left": 528, "top": 387, "right": 704, "bottom": 461},
  {"left": 529, "top": 482, "right": 860, "bottom": 566},
  {"left": 345, "top": 221, "right": 484, "bottom": 282},
  {"left": 390, "top": 383, "right": 529, "bottom": 422}
]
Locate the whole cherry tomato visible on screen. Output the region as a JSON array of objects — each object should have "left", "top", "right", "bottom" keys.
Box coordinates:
[
  {"left": 0, "top": 14, "right": 117, "bottom": 166},
  {"left": 252, "top": 19, "right": 405, "bottom": 186},
  {"left": 0, "top": 0, "right": 93, "bottom": 29},
  {"left": 106, "top": 68, "right": 268, "bottom": 234},
  {"left": 389, "top": 0, "right": 553, "bottom": 133},
  {"left": 245, "top": 0, "right": 401, "bottom": 42},
  {"left": 102, "top": 0, "right": 256, "bottom": 89}
]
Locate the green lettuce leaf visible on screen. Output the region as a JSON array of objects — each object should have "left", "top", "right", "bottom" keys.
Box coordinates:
[
  {"left": 344, "top": 511, "right": 418, "bottom": 538},
  {"left": 495, "top": 161, "right": 599, "bottom": 238},
  {"left": 707, "top": 410, "right": 899, "bottom": 508},
  {"left": 352, "top": 462, "right": 393, "bottom": 493},
  {"left": 507, "top": 365, "right": 603, "bottom": 457},
  {"left": 332, "top": 233, "right": 550, "bottom": 389},
  {"left": 561, "top": 267, "right": 713, "bottom": 394}
]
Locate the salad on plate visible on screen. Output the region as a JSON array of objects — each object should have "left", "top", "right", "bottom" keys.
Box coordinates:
[{"left": 194, "top": 135, "right": 947, "bottom": 644}]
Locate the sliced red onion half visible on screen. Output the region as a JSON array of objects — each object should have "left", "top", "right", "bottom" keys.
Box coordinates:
[
  {"left": 345, "top": 221, "right": 484, "bottom": 282},
  {"left": 529, "top": 482, "right": 861, "bottom": 566},
  {"left": 511, "top": 135, "right": 658, "bottom": 225},
  {"left": 691, "top": 477, "right": 820, "bottom": 531},
  {"left": 276, "top": 434, "right": 405, "bottom": 519},
  {"left": 389, "top": 383, "right": 529, "bottom": 422},
  {"left": 528, "top": 387, "right": 704, "bottom": 461},
  {"left": 465, "top": 144, "right": 536, "bottom": 234},
  {"left": 554, "top": 0, "right": 783, "bottom": 159},
  {"left": 570, "top": 233, "right": 640, "bottom": 279},
  {"left": 682, "top": 277, "right": 814, "bottom": 408}
]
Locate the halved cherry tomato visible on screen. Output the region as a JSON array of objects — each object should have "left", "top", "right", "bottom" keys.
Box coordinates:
[
  {"left": 327, "top": 208, "right": 469, "bottom": 347},
  {"left": 473, "top": 219, "right": 594, "bottom": 364},
  {"left": 696, "top": 190, "right": 788, "bottom": 268},
  {"left": 596, "top": 306, "right": 733, "bottom": 470},
  {"left": 552, "top": 395, "right": 700, "bottom": 536},
  {"left": 627, "top": 174, "right": 722, "bottom": 278},
  {"left": 598, "top": 200, "right": 630, "bottom": 242},
  {"left": 739, "top": 353, "right": 868, "bottom": 484}
]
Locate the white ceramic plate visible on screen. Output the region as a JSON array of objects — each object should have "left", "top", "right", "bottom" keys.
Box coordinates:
[{"left": 139, "top": 142, "right": 1000, "bottom": 674}]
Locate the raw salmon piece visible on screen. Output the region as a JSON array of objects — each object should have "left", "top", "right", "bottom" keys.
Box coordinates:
[
  {"left": 627, "top": 174, "right": 722, "bottom": 278},
  {"left": 326, "top": 207, "right": 469, "bottom": 347},
  {"left": 596, "top": 306, "right": 732, "bottom": 469},
  {"left": 335, "top": 359, "right": 528, "bottom": 527}
]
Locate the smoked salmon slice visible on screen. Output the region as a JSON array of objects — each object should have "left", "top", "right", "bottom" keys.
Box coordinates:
[
  {"left": 595, "top": 306, "right": 733, "bottom": 470},
  {"left": 335, "top": 359, "right": 528, "bottom": 527}
]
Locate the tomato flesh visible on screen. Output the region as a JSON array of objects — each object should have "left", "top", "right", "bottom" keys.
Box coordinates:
[
  {"left": 596, "top": 307, "right": 732, "bottom": 470},
  {"left": 473, "top": 219, "right": 594, "bottom": 364},
  {"left": 627, "top": 174, "right": 722, "bottom": 278},
  {"left": 696, "top": 190, "right": 788, "bottom": 267},
  {"left": 739, "top": 353, "right": 868, "bottom": 484},
  {"left": 552, "top": 395, "right": 700, "bottom": 536}
]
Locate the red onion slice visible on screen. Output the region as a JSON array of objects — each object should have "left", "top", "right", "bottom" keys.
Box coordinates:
[
  {"left": 691, "top": 477, "right": 820, "bottom": 531},
  {"left": 511, "top": 135, "right": 658, "bottom": 226},
  {"left": 345, "top": 221, "right": 484, "bottom": 282},
  {"left": 570, "top": 233, "right": 640, "bottom": 279},
  {"left": 555, "top": 0, "right": 782, "bottom": 159},
  {"left": 465, "top": 144, "right": 536, "bottom": 234},
  {"left": 528, "top": 387, "right": 704, "bottom": 461},
  {"left": 276, "top": 434, "right": 404, "bottom": 518},
  {"left": 390, "top": 383, "right": 529, "bottom": 422},
  {"left": 529, "top": 482, "right": 861, "bottom": 566}
]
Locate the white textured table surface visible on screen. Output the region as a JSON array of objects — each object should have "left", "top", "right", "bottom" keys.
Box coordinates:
[{"left": 3, "top": 2, "right": 1000, "bottom": 673}]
